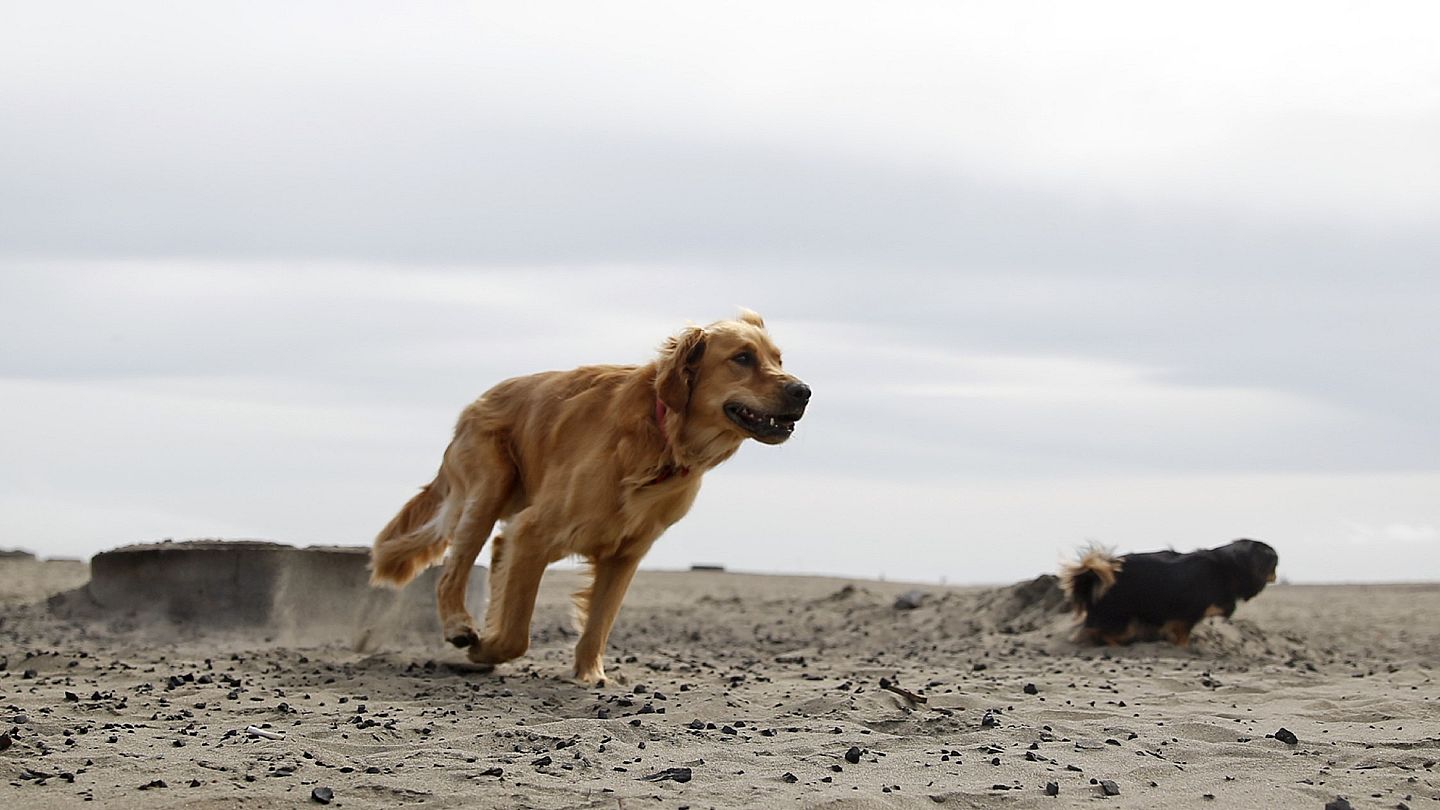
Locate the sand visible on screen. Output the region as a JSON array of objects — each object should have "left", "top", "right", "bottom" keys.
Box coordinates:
[{"left": 2, "top": 550, "right": 1437, "bottom": 809}]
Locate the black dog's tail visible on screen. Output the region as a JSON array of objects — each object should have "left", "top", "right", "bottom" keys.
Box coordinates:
[{"left": 1060, "top": 546, "right": 1123, "bottom": 616}]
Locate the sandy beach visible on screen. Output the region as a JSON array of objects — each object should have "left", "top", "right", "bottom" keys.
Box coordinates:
[{"left": 2, "top": 550, "right": 1437, "bottom": 809}]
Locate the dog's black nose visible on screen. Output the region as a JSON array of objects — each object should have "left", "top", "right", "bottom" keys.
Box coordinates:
[{"left": 784, "top": 381, "right": 812, "bottom": 404}]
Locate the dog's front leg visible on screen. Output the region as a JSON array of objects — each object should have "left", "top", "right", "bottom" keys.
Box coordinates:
[{"left": 572, "top": 553, "right": 643, "bottom": 686}]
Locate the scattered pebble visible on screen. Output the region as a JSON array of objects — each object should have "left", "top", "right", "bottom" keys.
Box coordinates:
[{"left": 639, "top": 767, "right": 693, "bottom": 783}]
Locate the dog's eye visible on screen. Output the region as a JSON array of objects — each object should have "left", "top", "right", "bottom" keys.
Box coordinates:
[{"left": 731, "top": 352, "right": 754, "bottom": 367}]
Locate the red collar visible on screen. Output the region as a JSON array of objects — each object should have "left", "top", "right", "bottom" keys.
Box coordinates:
[{"left": 648, "top": 399, "right": 690, "bottom": 486}]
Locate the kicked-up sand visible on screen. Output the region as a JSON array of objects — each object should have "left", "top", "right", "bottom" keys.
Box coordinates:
[{"left": 1, "top": 550, "right": 1437, "bottom": 809}]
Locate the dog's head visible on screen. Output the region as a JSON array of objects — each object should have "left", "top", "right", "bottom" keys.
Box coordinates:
[
  {"left": 1215, "top": 538, "right": 1279, "bottom": 600},
  {"left": 655, "top": 309, "right": 810, "bottom": 447}
]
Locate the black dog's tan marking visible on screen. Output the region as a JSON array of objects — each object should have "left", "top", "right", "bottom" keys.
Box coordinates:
[{"left": 1060, "top": 539, "right": 1279, "bottom": 646}]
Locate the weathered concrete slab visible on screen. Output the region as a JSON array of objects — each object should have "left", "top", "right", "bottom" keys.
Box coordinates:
[{"left": 48, "top": 539, "right": 485, "bottom": 650}]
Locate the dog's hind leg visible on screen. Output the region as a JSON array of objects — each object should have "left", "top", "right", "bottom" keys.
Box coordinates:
[
  {"left": 572, "top": 553, "right": 644, "bottom": 686},
  {"left": 1162, "top": 619, "right": 1196, "bottom": 648},
  {"left": 435, "top": 444, "right": 515, "bottom": 648},
  {"left": 1099, "top": 620, "right": 1140, "bottom": 646}
]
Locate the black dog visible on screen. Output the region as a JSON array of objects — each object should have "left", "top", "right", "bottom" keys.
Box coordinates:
[{"left": 1060, "top": 539, "right": 1279, "bottom": 646}]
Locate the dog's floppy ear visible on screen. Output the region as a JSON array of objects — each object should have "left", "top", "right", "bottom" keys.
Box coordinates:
[{"left": 655, "top": 326, "right": 707, "bottom": 413}]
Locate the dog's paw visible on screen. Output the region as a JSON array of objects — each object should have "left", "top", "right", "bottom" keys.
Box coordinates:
[
  {"left": 443, "top": 617, "right": 479, "bottom": 649},
  {"left": 575, "top": 655, "right": 623, "bottom": 687},
  {"left": 466, "top": 636, "right": 527, "bottom": 666},
  {"left": 574, "top": 666, "right": 607, "bottom": 688},
  {"left": 447, "top": 629, "right": 479, "bottom": 648}
]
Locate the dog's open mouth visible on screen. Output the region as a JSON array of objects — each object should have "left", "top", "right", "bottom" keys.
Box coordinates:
[{"left": 725, "top": 402, "right": 802, "bottom": 443}]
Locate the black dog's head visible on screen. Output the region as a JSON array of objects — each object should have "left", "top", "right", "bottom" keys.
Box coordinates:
[{"left": 1213, "top": 539, "right": 1279, "bottom": 600}]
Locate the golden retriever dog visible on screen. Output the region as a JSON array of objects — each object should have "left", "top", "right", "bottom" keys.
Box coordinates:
[{"left": 369, "top": 310, "right": 809, "bottom": 684}]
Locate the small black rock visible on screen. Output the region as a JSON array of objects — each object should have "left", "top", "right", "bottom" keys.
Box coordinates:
[
  {"left": 311, "top": 786, "right": 334, "bottom": 804},
  {"left": 1324, "top": 798, "right": 1354, "bottom": 810},
  {"left": 845, "top": 746, "right": 862, "bottom": 764},
  {"left": 781, "top": 772, "right": 798, "bottom": 783},
  {"left": 638, "top": 766, "right": 692, "bottom": 783},
  {"left": 138, "top": 779, "right": 168, "bottom": 790},
  {"left": 1100, "top": 780, "right": 1120, "bottom": 796},
  {"left": 1024, "top": 683, "right": 1039, "bottom": 695},
  {"left": 1045, "top": 782, "right": 1059, "bottom": 796},
  {"left": 1274, "top": 727, "right": 1299, "bottom": 745},
  {"left": 531, "top": 755, "right": 552, "bottom": 767},
  {"left": 479, "top": 767, "right": 503, "bottom": 777},
  {"left": 981, "top": 711, "right": 1000, "bottom": 728}
]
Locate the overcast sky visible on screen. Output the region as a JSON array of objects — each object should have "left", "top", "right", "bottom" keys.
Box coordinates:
[{"left": 2, "top": 2, "right": 1438, "bottom": 583}]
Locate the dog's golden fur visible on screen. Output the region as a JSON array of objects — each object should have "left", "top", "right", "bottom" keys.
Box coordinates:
[{"left": 370, "top": 311, "right": 809, "bottom": 684}]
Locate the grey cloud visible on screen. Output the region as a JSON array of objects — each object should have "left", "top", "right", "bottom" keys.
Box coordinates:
[{"left": 3, "top": 2, "right": 1438, "bottom": 580}]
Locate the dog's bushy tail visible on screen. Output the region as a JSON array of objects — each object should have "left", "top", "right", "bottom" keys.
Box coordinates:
[
  {"left": 1060, "top": 546, "right": 1123, "bottom": 615},
  {"left": 369, "top": 476, "right": 450, "bottom": 588}
]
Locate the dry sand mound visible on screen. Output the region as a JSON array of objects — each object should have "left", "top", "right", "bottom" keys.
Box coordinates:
[{"left": 966, "top": 573, "right": 1071, "bottom": 633}]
